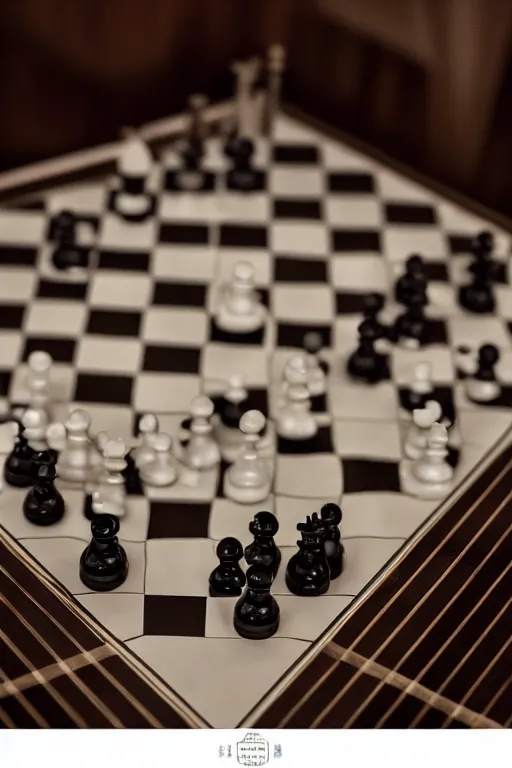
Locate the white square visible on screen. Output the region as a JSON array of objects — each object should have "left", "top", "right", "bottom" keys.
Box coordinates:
[
  {"left": 325, "top": 198, "right": 383, "bottom": 228},
  {"left": 333, "top": 316, "right": 364, "bottom": 354},
  {"left": 272, "top": 284, "right": 334, "bottom": 322},
  {"left": 142, "top": 307, "right": 207, "bottom": 345},
  {"left": 159, "top": 192, "right": 220, "bottom": 222},
  {"left": 437, "top": 201, "right": 511, "bottom": 256},
  {"left": 134, "top": 373, "right": 200, "bottom": 413},
  {"left": 383, "top": 228, "right": 447, "bottom": 262},
  {"left": 99, "top": 213, "right": 157, "bottom": 250},
  {"left": 328, "top": 381, "right": 399, "bottom": 420},
  {"left": 144, "top": 466, "right": 219, "bottom": 502},
  {"left": 322, "top": 140, "right": 374, "bottom": 171},
  {"left": 271, "top": 222, "right": 328, "bottom": 256},
  {"left": 390, "top": 346, "right": 455, "bottom": 384},
  {"left": 77, "top": 593, "right": 144, "bottom": 642},
  {"left": 330, "top": 255, "right": 389, "bottom": 291},
  {"left": 9, "top": 364, "right": 76, "bottom": 404},
  {"left": 426, "top": 283, "right": 460, "bottom": 317},
  {"left": 333, "top": 419, "right": 402, "bottom": 460},
  {"left": 46, "top": 182, "right": 107, "bottom": 214},
  {"left": 152, "top": 246, "right": 216, "bottom": 282},
  {"left": 209, "top": 497, "right": 276, "bottom": 543},
  {"left": 377, "top": 169, "right": 437, "bottom": 204},
  {"left": 217, "top": 193, "right": 270, "bottom": 223},
  {"left": 216, "top": 249, "right": 271, "bottom": 285},
  {"left": 0, "top": 331, "right": 22, "bottom": 368},
  {"left": 63, "top": 403, "right": 134, "bottom": 442},
  {"left": 89, "top": 272, "right": 152, "bottom": 309},
  {"left": 270, "top": 168, "right": 324, "bottom": 198},
  {"left": 496, "top": 286, "right": 512, "bottom": 319},
  {"left": 0, "top": 211, "right": 46, "bottom": 245},
  {"left": 448, "top": 316, "right": 511, "bottom": 350},
  {"left": 274, "top": 115, "right": 321, "bottom": 144},
  {"left": 24, "top": 300, "right": 87, "bottom": 336},
  {"left": 275, "top": 454, "right": 342, "bottom": 498},
  {"left": 340, "top": 492, "right": 435, "bottom": 539},
  {"left": 0, "top": 268, "right": 36, "bottom": 302},
  {"left": 145, "top": 539, "right": 216, "bottom": 597},
  {"left": 201, "top": 345, "right": 269, "bottom": 387},
  {"left": 76, "top": 336, "right": 142, "bottom": 374}
]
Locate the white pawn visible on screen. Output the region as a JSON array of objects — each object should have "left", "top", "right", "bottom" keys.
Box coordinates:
[
  {"left": 404, "top": 400, "right": 443, "bottom": 460},
  {"left": 303, "top": 332, "right": 326, "bottom": 397},
  {"left": 277, "top": 355, "right": 318, "bottom": 441},
  {"left": 57, "top": 409, "right": 92, "bottom": 484},
  {"left": 216, "top": 261, "right": 267, "bottom": 334},
  {"left": 46, "top": 421, "right": 67, "bottom": 452},
  {"left": 410, "top": 422, "right": 454, "bottom": 499},
  {"left": 224, "top": 410, "right": 271, "bottom": 504},
  {"left": 22, "top": 407, "right": 48, "bottom": 452},
  {"left": 139, "top": 433, "right": 177, "bottom": 487},
  {"left": 92, "top": 438, "right": 127, "bottom": 518},
  {"left": 133, "top": 413, "right": 159, "bottom": 469},
  {"left": 409, "top": 361, "right": 433, "bottom": 406},
  {"left": 27, "top": 350, "right": 53, "bottom": 420},
  {"left": 183, "top": 396, "right": 220, "bottom": 470}
]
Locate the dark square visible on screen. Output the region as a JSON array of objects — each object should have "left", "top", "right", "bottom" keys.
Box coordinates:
[
  {"left": 448, "top": 235, "right": 472, "bottom": 254},
  {"left": 87, "top": 309, "right": 141, "bottom": 337},
  {"left": 219, "top": 224, "right": 267, "bottom": 248},
  {"left": 107, "top": 189, "right": 156, "bottom": 221},
  {"left": 152, "top": 281, "right": 206, "bottom": 308},
  {"left": 385, "top": 204, "right": 437, "bottom": 225},
  {"left": 164, "top": 170, "right": 216, "bottom": 192},
  {"left": 273, "top": 199, "right": 322, "bottom": 220},
  {"left": 142, "top": 345, "right": 201, "bottom": 374},
  {"left": 48, "top": 213, "right": 100, "bottom": 241},
  {"left": 147, "top": 502, "right": 211, "bottom": 538},
  {"left": 278, "top": 426, "right": 334, "bottom": 455},
  {"left": 215, "top": 459, "right": 232, "bottom": 498},
  {"left": 493, "top": 263, "right": 508, "bottom": 284},
  {"left": 342, "top": 459, "right": 401, "bottom": 493},
  {"left": 273, "top": 144, "right": 319, "bottom": 164},
  {"left": 0, "top": 246, "right": 37, "bottom": 266},
  {"left": 226, "top": 169, "right": 266, "bottom": 193},
  {"left": 23, "top": 337, "right": 76, "bottom": 363},
  {"left": 424, "top": 319, "right": 448, "bottom": 345},
  {"left": 311, "top": 392, "right": 328, "bottom": 413},
  {"left": 336, "top": 292, "right": 371, "bottom": 315},
  {"left": 36, "top": 279, "right": 88, "bottom": 300},
  {"left": 0, "top": 305, "right": 25, "bottom": 329},
  {"left": 274, "top": 256, "right": 327, "bottom": 283},
  {"left": 424, "top": 262, "right": 449, "bottom": 282},
  {"left": 159, "top": 223, "right": 209, "bottom": 245},
  {"left": 0, "top": 370, "right": 12, "bottom": 397},
  {"left": 211, "top": 387, "right": 269, "bottom": 420},
  {"left": 332, "top": 230, "right": 381, "bottom": 252},
  {"left": 277, "top": 323, "right": 332, "bottom": 349},
  {"left": 398, "top": 385, "right": 455, "bottom": 425},
  {"left": 209, "top": 318, "right": 265, "bottom": 346},
  {"left": 143, "top": 595, "right": 206, "bottom": 637},
  {"left": 75, "top": 373, "right": 133, "bottom": 405},
  {"left": 98, "top": 250, "right": 150, "bottom": 272},
  {"left": 328, "top": 173, "right": 375, "bottom": 193}
]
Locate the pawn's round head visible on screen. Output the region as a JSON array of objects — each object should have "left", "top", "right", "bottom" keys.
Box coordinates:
[
  {"left": 91, "top": 513, "right": 120, "bottom": 540},
  {"left": 233, "top": 261, "right": 254, "bottom": 283},
  {"left": 28, "top": 350, "right": 52, "bottom": 373},
  {"left": 139, "top": 413, "right": 158, "bottom": 435},
  {"left": 66, "top": 409, "right": 91, "bottom": 433},
  {"left": 150, "top": 432, "right": 172, "bottom": 453},
  {"left": 104, "top": 438, "right": 127, "bottom": 460},
  {"left": 246, "top": 565, "right": 273, "bottom": 591},
  {"left": 240, "top": 409, "right": 266, "bottom": 435},
  {"left": 250, "top": 511, "right": 279, "bottom": 537},
  {"left": 225, "top": 136, "right": 254, "bottom": 160},
  {"left": 363, "top": 292, "right": 385, "bottom": 314},
  {"left": 55, "top": 209, "right": 75, "bottom": 227},
  {"left": 473, "top": 230, "right": 494, "bottom": 254},
  {"left": 320, "top": 502, "right": 342, "bottom": 525},
  {"left": 358, "top": 318, "right": 380, "bottom": 340},
  {"left": 34, "top": 450, "right": 57, "bottom": 467},
  {"left": 216, "top": 537, "right": 243, "bottom": 561},
  {"left": 406, "top": 254, "right": 424, "bottom": 275},
  {"left": 190, "top": 395, "right": 215, "bottom": 419},
  {"left": 479, "top": 343, "right": 499, "bottom": 366},
  {"left": 22, "top": 408, "right": 44, "bottom": 430}
]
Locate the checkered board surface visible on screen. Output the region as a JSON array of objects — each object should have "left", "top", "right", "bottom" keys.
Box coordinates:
[{"left": 0, "top": 113, "right": 512, "bottom": 728}]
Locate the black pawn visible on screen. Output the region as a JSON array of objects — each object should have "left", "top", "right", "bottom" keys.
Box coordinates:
[
  {"left": 181, "top": 137, "right": 204, "bottom": 173},
  {"left": 475, "top": 343, "right": 500, "bottom": 380},
  {"left": 393, "top": 289, "right": 428, "bottom": 346},
  {"left": 122, "top": 450, "right": 143, "bottom": 495},
  {"left": 244, "top": 511, "right": 281, "bottom": 577},
  {"left": 23, "top": 462, "right": 65, "bottom": 527},
  {"left": 459, "top": 231, "right": 496, "bottom": 314},
  {"left": 233, "top": 565, "right": 280, "bottom": 640},
  {"left": 314, "top": 503, "right": 344, "bottom": 580},
  {"left": 285, "top": 516, "right": 330, "bottom": 597},
  {"left": 4, "top": 424, "right": 35, "bottom": 488},
  {"left": 395, "top": 254, "right": 427, "bottom": 305},
  {"left": 226, "top": 137, "right": 260, "bottom": 192},
  {"left": 472, "top": 230, "right": 494, "bottom": 258},
  {"left": 31, "top": 449, "right": 58, "bottom": 481},
  {"left": 347, "top": 318, "right": 389, "bottom": 384},
  {"left": 209, "top": 537, "right": 246, "bottom": 597},
  {"left": 51, "top": 209, "right": 88, "bottom": 271},
  {"left": 52, "top": 209, "right": 77, "bottom": 242},
  {"left": 79, "top": 514, "right": 129, "bottom": 592}
]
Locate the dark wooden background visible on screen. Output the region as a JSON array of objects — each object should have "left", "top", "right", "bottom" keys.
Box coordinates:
[{"left": 1, "top": 0, "right": 512, "bottom": 221}]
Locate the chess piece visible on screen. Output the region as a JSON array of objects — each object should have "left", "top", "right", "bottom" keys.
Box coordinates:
[
  {"left": 112, "top": 131, "right": 154, "bottom": 222},
  {"left": 133, "top": 413, "right": 159, "bottom": 468},
  {"left": 465, "top": 343, "right": 501, "bottom": 403},
  {"left": 22, "top": 407, "right": 48, "bottom": 452},
  {"left": 23, "top": 461, "right": 65, "bottom": 527},
  {"left": 285, "top": 515, "right": 331, "bottom": 597},
  {"left": 395, "top": 254, "right": 427, "bottom": 306},
  {"left": 402, "top": 422, "right": 454, "bottom": 500},
  {"left": 363, "top": 292, "right": 388, "bottom": 339},
  {"left": 215, "top": 261, "right": 267, "bottom": 334},
  {"left": 303, "top": 331, "right": 327, "bottom": 397},
  {"left": 402, "top": 361, "right": 434, "bottom": 412},
  {"left": 233, "top": 565, "right": 280, "bottom": 640},
  {"left": 79, "top": 514, "right": 129, "bottom": 592},
  {"left": 347, "top": 318, "right": 389, "bottom": 384},
  {"left": 225, "top": 137, "right": 260, "bottom": 192},
  {"left": 263, "top": 44, "right": 286, "bottom": 136},
  {"left": 182, "top": 396, "right": 221, "bottom": 470},
  {"left": 231, "top": 57, "right": 261, "bottom": 139},
  {"left": 277, "top": 355, "right": 318, "bottom": 441},
  {"left": 208, "top": 537, "right": 246, "bottom": 597},
  {"left": 393, "top": 289, "right": 428, "bottom": 348},
  {"left": 176, "top": 94, "right": 208, "bottom": 191},
  {"left": 313, "top": 503, "right": 344, "bottom": 580},
  {"left": 51, "top": 210, "right": 88, "bottom": 271},
  {"left": 3, "top": 423, "right": 35, "bottom": 488},
  {"left": 27, "top": 350, "right": 53, "bottom": 421},
  {"left": 139, "top": 433, "right": 177, "bottom": 487},
  {"left": 404, "top": 400, "right": 443, "bottom": 460},
  {"left": 92, "top": 438, "right": 127, "bottom": 518},
  {"left": 458, "top": 232, "right": 497, "bottom": 314},
  {"left": 244, "top": 511, "right": 281, "bottom": 577},
  {"left": 214, "top": 374, "right": 249, "bottom": 460},
  {"left": 224, "top": 410, "right": 271, "bottom": 504},
  {"left": 57, "top": 409, "right": 92, "bottom": 484}
]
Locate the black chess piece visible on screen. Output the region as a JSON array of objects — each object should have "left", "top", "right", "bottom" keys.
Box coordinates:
[
  {"left": 458, "top": 231, "right": 497, "bottom": 314},
  {"left": 3, "top": 423, "right": 35, "bottom": 488},
  {"left": 285, "top": 516, "right": 331, "bottom": 597},
  {"left": 209, "top": 537, "right": 247, "bottom": 596},
  {"left": 313, "top": 503, "right": 344, "bottom": 580},
  {"left": 52, "top": 209, "right": 77, "bottom": 241},
  {"left": 226, "top": 137, "right": 260, "bottom": 192},
  {"left": 51, "top": 209, "right": 89, "bottom": 271},
  {"left": 233, "top": 565, "right": 280, "bottom": 640},
  {"left": 347, "top": 318, "right": 389, "bottom": 384},
  {"left": 174, "top": 138, "right": 205, "bottom": 192},
  {"left": 467, "top": 343, "right": 501, "bottom": 403},
  {"left": 30, "top": 449, "right": 58, "bottom": 481},
  {"left": 244, "top": 511, "right": 281, "bottom": 577},
  {"left": 79, "top": 514, "right": 129, "bottom": 592},
  {"left": 393, "top": 289, "right": 428, "bottom": 346},
  {"left": 23, "top": 461, "right": 65, "bottom": 526},
  {"left": 472, "top": 230, "right": 494, "bottom": 258},
  {"left": 394, "top": 254, "right": 427, "bottom": 306},
  {"left": 122, "top": 450, "right": 144, "bottom": 495}
]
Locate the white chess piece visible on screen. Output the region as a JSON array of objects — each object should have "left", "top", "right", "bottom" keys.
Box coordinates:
[
  {"left": 402, "top": 422, "right": 454, "bottom": 500},
  {"left": 404, "top": 400, "right": 443, "bottom": 459},
  {"left": 303, "top": 331, "right": 326, "bottom": 397},
  {"left": 139, "top": 433, "right": 177, "bottom": 487},
  {"left": 215, "top": 261, "right": 267, "bottom": 333},
  {"left": 263, "top": 44, "right": 286, "bottom": 136},
  {"left": 116, "top": 133, "right": 153, "bottom": 217},
  {"left": 410, "top": 362, "right": 434, "bottom": 405},
  {"left": 214, "top": 374, "right": 248, "bottom": 460},
  {"left": 46, "top": 422, "right": 67, "bottom": 452},
  {"left": 277, "top": 355, "right": 318, "bottom": 441},
  {"left": 92, "top": 438, "right": 127, "bottom": 518},
  {"left": 56, "top": 409, "right": 92, "bottom": 484},
  {"left": 224, "top": 410, "right": 271, "bottom": 504},
  {"left": 232, "top": 58, "right": 261, "bottom": 139},
  {"left": 27, "top": 350, "right": 53, "bottom": 419},
  {"left": 133, "top": 413, "right": 159, "bottom": 468},
  {"left": 182, "top": 396, "right": 221, "bottom": 470},
  {"left": 22, "top": 407, "right": 48, "bottom": 452}
]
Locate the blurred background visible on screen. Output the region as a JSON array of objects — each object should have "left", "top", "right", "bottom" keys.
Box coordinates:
[{"left": 1, "top": 0, "right": 512, "bottom": 219}]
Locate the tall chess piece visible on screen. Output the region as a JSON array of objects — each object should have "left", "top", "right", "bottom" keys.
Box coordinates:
[
  {"left": 215, "top": 261, "right": 267, "bottom": 334},
  {"left": 182, "top": 396, "right": 221, "bottom": 470},
  {"left": 208, "top": 537, "right": 246, "bottom": 597},
  {"left": 263, "top": 44, "right": 286, "bottom": 136},
  {"left": 285, "top": 516, "right": 331, "bottom": 596},
  {"left": 79, "top": 514, "right": 129, "bottom": 592},
  {"left": 277, "top": 355, "right": 318, "bottom": 440},
  {"left": 224, "top": 410, "right": 271, "bottom": 504},
  {"left": 23, "top": 461, "right": 65, "bottom": 527},
  {"left": 139, "top": 433, "right": 177, "bottom": 487},
  {"left": 57, "top": 409, "right": 92, "bottom": 484},
  {"left": 92, "top": 438, "right": 127, "bottom": 518},
  {"left": 133, "top": 413, "right": 159, "bottom": 468},
  {"left": 313, "top": 503, "right": 344, "bottom": 580},
  {"left": 233, "top": 565, "right": 280, "bottom": 640},
  {"left": 465, "top": 343, "right": 501, "bottom": 403},
  {"left": 27, "top": 350, "right": 53, "bottom": 421},
  {"left": 231, "top": 57, "right": 261, "bottom": 140},
  {"left": 244, "top": 511, "right": 281, "bottom": 577}
]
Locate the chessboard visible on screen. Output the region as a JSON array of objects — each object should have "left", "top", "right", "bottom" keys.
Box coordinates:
[{"left": 0, "top": 103, "right": 511, "bottom": 729}]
